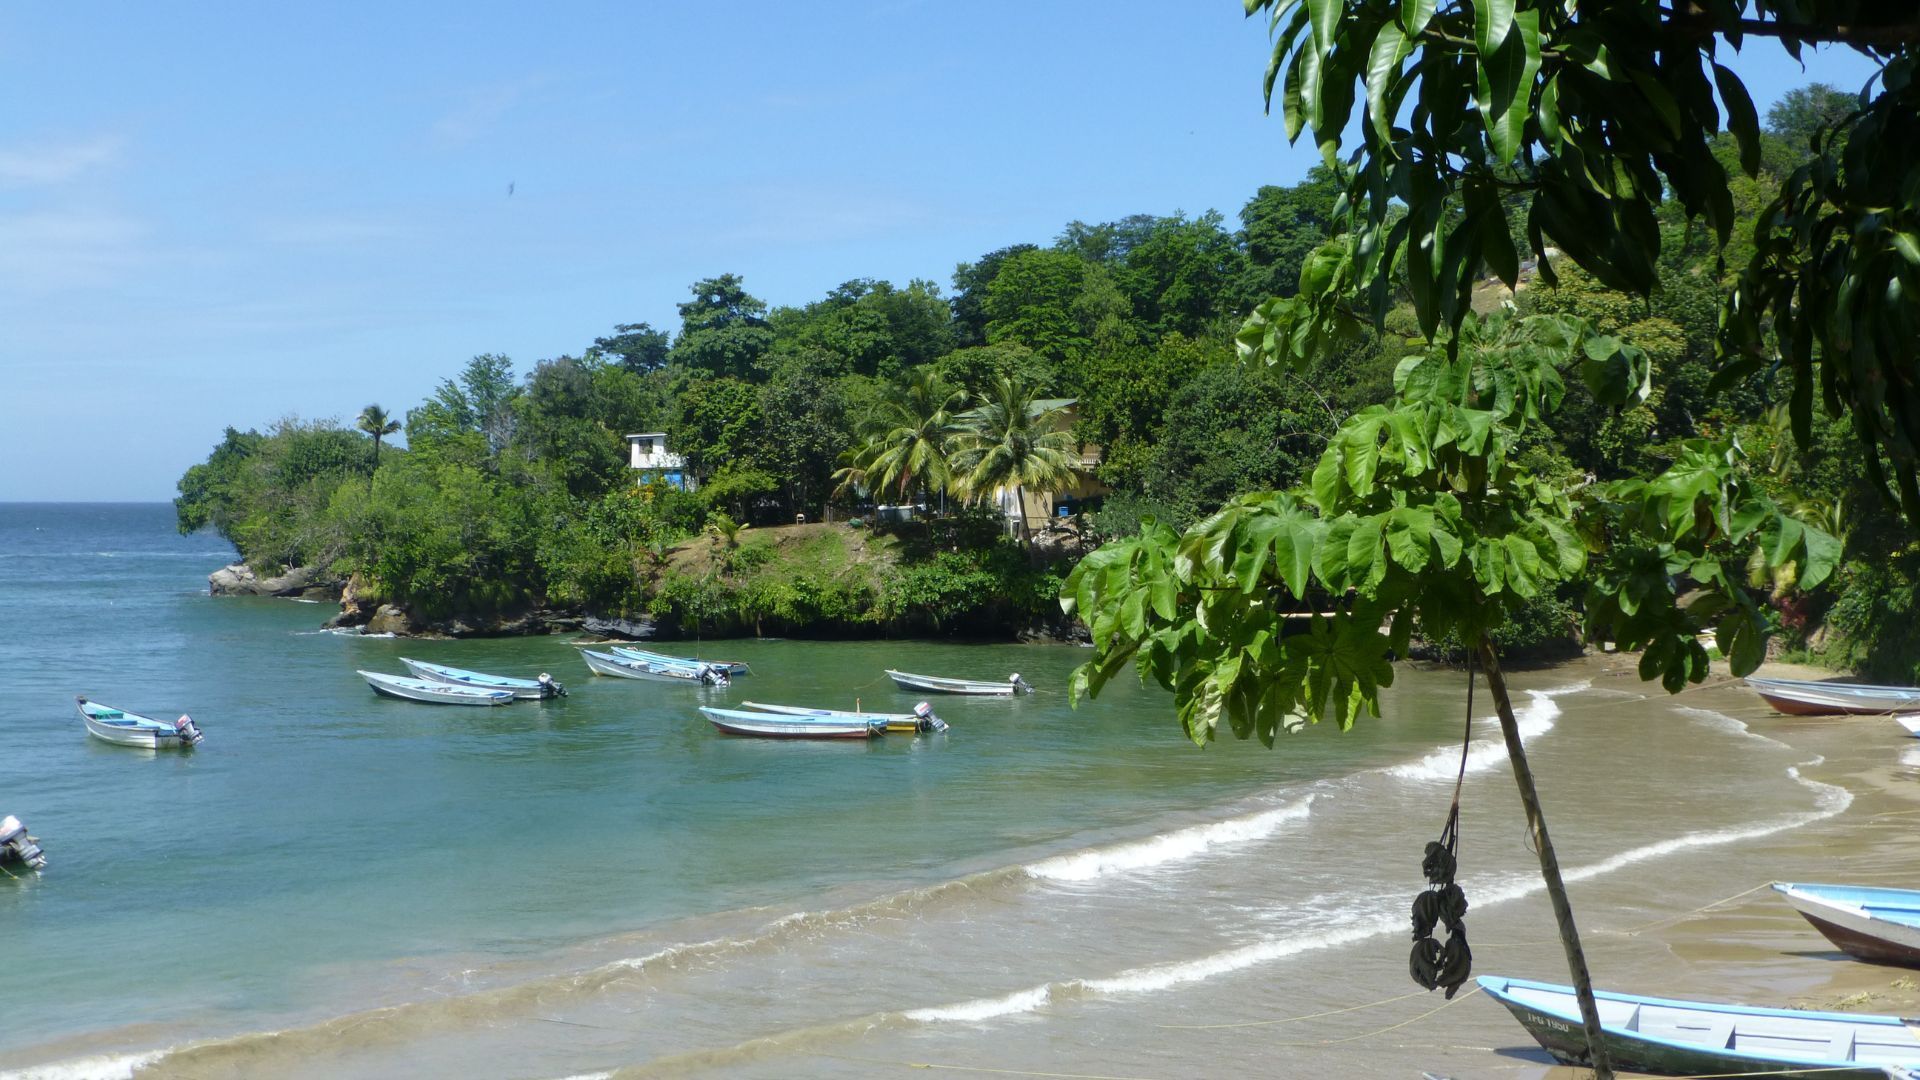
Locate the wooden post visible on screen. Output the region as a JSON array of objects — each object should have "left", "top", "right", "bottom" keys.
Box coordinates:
[{"left": 1478, "top": 638, "right": 1613, "bottom": 1080}]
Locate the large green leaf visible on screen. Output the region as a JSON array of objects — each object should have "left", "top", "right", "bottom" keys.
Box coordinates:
[
  {"left": 1365, "top": 23, "right": 1412, "bottom": 144},
  {"left": 1474, "top": 8, "right": 1540, "bottom": 165},
  {"left": 1472, "top": 0, "right": 1514, "bottom": 56}
]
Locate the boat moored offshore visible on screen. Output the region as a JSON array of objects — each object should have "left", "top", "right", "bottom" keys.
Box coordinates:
[
  {"left": 358, "top": 671, "right": 516, "bottom": 706},
  {"left": 75, "top": 696, "right": 204, "bottom": 749},
  {"left": 400, "top": 658, "right": 565, "bottom": 699},
  {"left": 0, "top": 815, "right": 46, "bottom": 871},
  {"left": 884, "top": 669, "right": 1031, "bottom": 695}
]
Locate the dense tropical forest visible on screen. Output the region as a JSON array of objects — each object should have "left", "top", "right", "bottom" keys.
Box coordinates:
[{"left": 176, "top": 81, "right": 1913, "bottom": 673}]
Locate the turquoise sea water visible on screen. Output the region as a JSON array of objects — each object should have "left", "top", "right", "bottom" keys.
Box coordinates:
[{"left": 0, "top": 503, "right": 1856, "bottom": 1079}]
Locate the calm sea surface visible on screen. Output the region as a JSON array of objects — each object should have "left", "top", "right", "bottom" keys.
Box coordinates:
[{"left": 0, "top": 503, "right": 1876, "bottom": 1079}]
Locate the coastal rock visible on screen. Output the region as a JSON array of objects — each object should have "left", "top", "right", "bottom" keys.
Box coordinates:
[
  {"left": 209, "top": 562, "right": 338, "bottom": 598},
  {"left": 581, "top": 614, "right": 656, "bottom": 641},
  {"left": 365, "top": 604, "right": 418, "bottom": 636}
]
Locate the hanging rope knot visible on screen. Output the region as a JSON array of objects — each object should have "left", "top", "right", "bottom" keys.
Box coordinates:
[{"left": 1409, "top": 652, "right": 1476, "bottom": 1000}]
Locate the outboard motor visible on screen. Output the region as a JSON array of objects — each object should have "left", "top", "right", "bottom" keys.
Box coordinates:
[
  {"left": 0, "top": 815, "right": 46, "bottom": 871},
  {"left": 537, "top": 672, "right": 566, "bottom": 698},
  {"left": 912, "top": 701, "right": 947, "bottom": 733},
  {"left": 699, "top": 665, "right": 731, "bottom": 689},
  {"left": 1010, "top": 673, "right": 1033, "bottom": 695},
  {"left": 173, "top": 714, "right": 204, "bottom": 747}
]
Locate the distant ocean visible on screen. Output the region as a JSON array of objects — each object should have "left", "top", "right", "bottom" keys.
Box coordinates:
[{"left": 0, "top": 503, "right": 1854, "bottom": 1078}]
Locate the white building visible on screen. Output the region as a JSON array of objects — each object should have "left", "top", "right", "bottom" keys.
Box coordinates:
[{"left": 625, "top": 432, "right": 695, "bottom": 491}]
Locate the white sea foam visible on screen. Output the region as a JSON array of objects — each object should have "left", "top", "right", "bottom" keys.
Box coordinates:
[
  {"left": 1904, "top": 747, "right": 1920, "bottom": 768},
  {"left": 1387, "top": 681, "right": 1589, "bottom": 781},
  {"left": 1675, "top": 706, "right": 1789, "bottom": 747},
  {"left": 1025, "top": 796, "right": 1315, "bottom": 882},
  {"left": 907, "top": 756, "right": 1850, "bottom": 1025},
  {"left": 0, "top": 1050, "right": 167, "bottom": 1080}
]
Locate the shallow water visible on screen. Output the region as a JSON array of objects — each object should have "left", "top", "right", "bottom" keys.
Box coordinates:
[{"left": 0, "top": 503, "right": 1908, "bottom": 1079}]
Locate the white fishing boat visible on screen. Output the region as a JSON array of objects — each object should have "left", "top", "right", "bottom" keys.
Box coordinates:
[
  {"left": 610, "top": 645, "right": 750, "bottom": 676},
  {"left": 1773, "top": 883, "right": 1920, "bottom": 967},
  {"left": 357, "top": 670, "right": 515, "bottom": 706},
  {"left": 0, "top": 815, "right": 46, "bottom": 871},
  {"left": 75, "top": 696, "right": 204, "bottom": 748},
  {"left": 884, "top": 669, "right": 1031, "bottom": 695},
  {"left": 700, "top": 707, "right": 882, "bottom": 739},
  {"left": 1896, "top": 716, "right": 1920, "bottom": 737},
  {"left": 400, "top": 658, "right": 565, "bottom": 699},
  {"left": 741, "top": 700, "right": 946, "bottom": 732},
  {"left": 1745, "top": 675, "right": 1920, "bottom": 716},
  {"left": 581, "top": 650, "right": 730, "bottom": 686}
]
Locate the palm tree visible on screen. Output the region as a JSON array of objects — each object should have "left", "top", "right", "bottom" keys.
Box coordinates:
[
  {"left": 860, "top": 369, "right": 967, "bottom": 508},
  {"left": 950, "top": 376, "right": 1078, "bottom": 547},
  {"left": 357, "top": 404, "right": 401, "bottom": 475}
]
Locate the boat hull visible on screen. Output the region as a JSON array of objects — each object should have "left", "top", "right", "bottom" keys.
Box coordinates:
[
  {"left": 1776, "top": 884, "right": 1920, "bottom": 967},
  {"left": 1481, "top": 976, "right": 1920, "bottom": 1079},
  {"left": 611, "top": 646, "right": 749, "bottom": 675},
  {"left": 400, "top": 659, "right": 561, "bottom": 699},
  {"left": 700, "top": 708, "right": 879, "bottom": 739},
  {"left": 359, "top": 671, "right": 514, "bottom": 706},
  {"left": 884, "top": 669, "right": 1025, "bottom": 695},
  {"left": 582, "top": 650, "right": 723, "bottom": 684},
  {"left": 739, "top": 702, "right": 945, "bottom": 733},
  {"left": 1746, "top": 676, "right": 1920, "bottom": 716},
  {"left": 76, "top": 701, "right": 194, "bottom": 749}
]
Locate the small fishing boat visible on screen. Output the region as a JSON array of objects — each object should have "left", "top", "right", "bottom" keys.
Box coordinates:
[
  {"left": 885, "top": 669, "right": 1032, "bottom": 695},
  {"left": 1897, "top": 716, "right": 1920, "bottom": 737},
  {"left": 741, "top": 700, "right": 947, "bottom": 732},
  {"left": 700, "top": 707, "right": 882, "bottom": 739},
  {"left": 581, "top": 650, "right": 730, "bottom": 686},
  {"left": 1745, "top": 676, "right": 1920, "bottom": 716},
  {"left": 75, "top": 696, "right": 204, "bottom": 748},
  {"left": 1479, "top": 975, "right": 1920, "bottom": 1078},
  {"left": 1774, "top": 883, "right": 1920, "bottom": 967},
  {"left": 357, "top": 671, "right": 514, "bottom": 706},
  {"left": 400, "top": 658, "right": 566, "bottom": 699},
  {"left": 610, "top": 645, "right": 750, "bottom": 676},
  {"left": 0, "top": 815, "right": 46, "bottom": 871}
]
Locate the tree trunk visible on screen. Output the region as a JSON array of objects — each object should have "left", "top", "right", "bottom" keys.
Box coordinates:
[
  {"left": 1478, "top": 638, "right": 1613, "bottom": 1080},
  {"left": 1014, "top": 484, "right": 1031, "bottom": 548}
]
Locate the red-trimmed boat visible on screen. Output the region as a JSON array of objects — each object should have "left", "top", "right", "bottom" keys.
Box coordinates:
[
  {"left": 1774, "top": 883, "right": 1920, "bottom": 967},
  {"left": 1745, "top": 676, "right": 1920, "bottom": 716}
]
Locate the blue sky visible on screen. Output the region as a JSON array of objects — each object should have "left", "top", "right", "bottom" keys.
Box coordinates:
[{"left": 0, "top": 3, "right": 1885, "bottom": 501}]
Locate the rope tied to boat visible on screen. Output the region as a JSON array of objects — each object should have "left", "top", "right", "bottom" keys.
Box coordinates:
[{"left": 1409, "top": 654, "right": 1475, "bottom": 998}]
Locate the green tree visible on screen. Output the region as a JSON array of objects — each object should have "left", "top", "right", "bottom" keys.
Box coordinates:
[
  {"left": 855, "top": 368, "right": 967, "bottom": 504},
  {"left": 592, "top": 322, "right": 672, "bottom": 374},
  {"left": 1115, "top": 211, "right": 1249, "bottom": 337},
  {"left": 407, "top": 354, "right": 518, "bottom": 458},
  {"left": 951, "top": 376, "right": 1079, "bottom": 547},
  {"left": 672, "top": 274, "right": 774, "bottom": 380},
  {"left": 671, "top": 376, "right": 763, "bottom": 481},
  {"left": 982, "top": 249, "right": 1090, "bottom": 365},
  {"left": 513, "top": 358, "right": 626, "bottom": 498},
  {"left": 356, "top": 404, "right": 402, "bottom": 475},
  {"left": 1235, "top": 168, "right": 1342, "bottom": 308},
  {"left": 951, "top": 243, "right": 1038, "bottom": 346}
]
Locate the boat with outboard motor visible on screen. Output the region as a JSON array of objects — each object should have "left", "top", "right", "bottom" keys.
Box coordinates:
[
  {"left": 610, "top": 645, "right": 750, "bottom": 676},
  {"left": 357, "top": 671, "right": 515, "bottom": 706},
  {"left": 1745, "top": 675, "right": 1920, "bottom": 716},
  {"left": 700, "top": 707, "right": 883, "bottom": 739},
  {"left": 1479, "top": 975, "right": 1920, "bottom": 1077},
  {"left": 740, "top": 700, "right": 946, "bottom": 732},
  {"left": 581, "top": 649, "right": 730, "bottom": 686},
  {"left": 884, "top": 670, "right": 1031, "bottom": 695},
  {"left": 400, "top": 658, "right": 565, "bottom": 699},
  {"left": 75, "top": 696, "right": 204, "bottom": 748},
  {"left": 1774, "top": 882, "right": 1920, "bottom": 967},
  {"left": 0, "top": 815, "right": 46, "bottom": 871}
]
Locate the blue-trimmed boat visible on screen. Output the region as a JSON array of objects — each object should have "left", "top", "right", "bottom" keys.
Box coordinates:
[
  {"left": 358, "top": 671, "right": 514, "bottom": 706},
  {"left": 610, "top": 645, "right": 749, "bottom": 676},
  {"left": 1480, "top": 975, "right": 1920, "bottom": 1077},
  {"left": 401, "top": 658, "right": 565, "bottom": 699},
  {"left": 75, "top": 696, "right": 203, "bottom": 748},
  {"left": 740, "top": 700, "right": 946, "bottom": 732},
  {"left": 582, "top": 650, "right": 730, "bottom": 686},
  {"left": 700, "top": 707, "right": 882, "bottom": 739},
  {"left": 1774, "top": 883, "right": 1920, "bottom": 967}
]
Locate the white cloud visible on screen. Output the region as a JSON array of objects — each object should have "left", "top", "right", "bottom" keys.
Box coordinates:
[{"left": 0, "top": 134, "right": 123, "bottom": 187}]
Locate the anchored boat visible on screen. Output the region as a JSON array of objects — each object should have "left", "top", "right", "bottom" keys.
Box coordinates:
[
  {"left": 1745, "top": 676, "right": 1920, "bottom": 716},
  {"left": 1774, "top": 883, "right": 1920, "bottom": 967},
  {"left": 0, "top": 815, "right": 45, "bottom": 871},
  {"left": 75, "top": 696, "right": 203, "bottom": 748},
  {"left": 740, "top": 700, "right": 946, "bottom": 732},
  {"left": 884, "top": 669, "right": 1031, "bottom": 695},
  {"left": 1480, "top": 975, "right": 1920, "bottom": 1078},
  {"left": 700, "top": 707, "right": 883, "bottom": 739},
  {"left": 358, "top": 671, "right": 515, "bottom": 706},
  {"left": 400, "top": 658, "right": 565, "bottom": 699},
  {"left": 582, "top": 650, "right": 730, "bottom": 686},
  {"left": 610, "top": 645, "right": 750, "bottom": 676}
]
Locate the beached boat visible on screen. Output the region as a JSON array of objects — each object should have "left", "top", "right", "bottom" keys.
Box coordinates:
[
  {"left": 610, "top": 645, "right": 750, "bottom": 676},
  {"left": 358, "top": 671, "right": 514, "bottom": 706},
  {"left": 0, "top": 815, "right": 46, "bottom": 871},
  {"left": 75, "top": 696, "right": 204, "bottom": 748},
  {"left": 1479, "top": 975, "right": 1920, "bottom": 1078},
  {"left": 700, "top": 707, "right": 882, "bottom": 739},
  {"left": 1745, "top": 676, "right": 1920, "bottom": 716},
  {"left": 884, "top": 669, "right": 1032, "bottom": 695},
  {"left": 581, "top": 650, "right": 730, "bottom": 686},
  {"left": 1774, "top": 883, "right": 1920, "bottom": 967},
  {"left": 1897, "top": 716, "right": 1920, "bottom": 737},
  {"left": 400, "top": 658, "right": 565, "bottom": 699},
  {"left": 740, "top": 700, "right": 947, "bottom": 732}
]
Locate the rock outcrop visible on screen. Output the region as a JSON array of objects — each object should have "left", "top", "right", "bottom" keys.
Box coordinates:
[{"left": 208, "top": 563, "right": 341, "bottom": 599}]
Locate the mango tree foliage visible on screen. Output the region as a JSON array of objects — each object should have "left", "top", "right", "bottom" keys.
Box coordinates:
[
  {"left": 1063, "top": 310, "right": 1839, "bottom": 744},
  {"left": 1242, "top": 0, "right": 1920, "bottom": 521}
]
